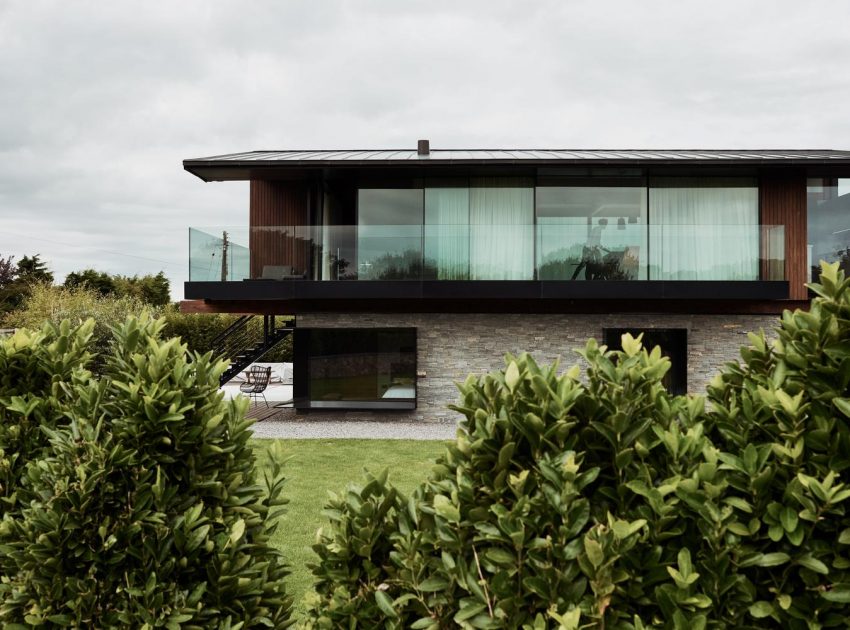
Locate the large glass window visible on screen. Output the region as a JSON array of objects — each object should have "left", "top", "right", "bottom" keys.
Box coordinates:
[
  {"left": 807, "top": 178, "right": 850, "bottom": 283},
  {"left": 324, "top": 175, "right": 770, "bottom": 283},
  {"left": 536, "top": 181, "right": 647, "bottom": 280},
  {"left": 649, "top": 178, "right": 758, "bottom": 280},
  {"left": 357, "top": 189, "right": 423, "bottom": 279},
  {"left": 425, "top": 184, "right": 470, "bottom": 280},
  {"left": 294, "top": 328, "right": 416, "bottom": 409},
  {"left": 469, "top": 177, "right": 534, "bottom": 280}
]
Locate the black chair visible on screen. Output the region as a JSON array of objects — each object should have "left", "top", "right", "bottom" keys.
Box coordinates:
[{"left": 239, "top": 366, "right": 272, "bottom": 408}]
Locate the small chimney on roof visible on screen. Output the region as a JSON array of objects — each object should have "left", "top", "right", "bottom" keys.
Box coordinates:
[{"left": 417, "top": 139, "right": 430, "bottom": 156}]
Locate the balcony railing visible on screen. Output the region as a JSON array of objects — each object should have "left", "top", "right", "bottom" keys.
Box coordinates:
[{"left": 189, "top": 224, "right": 785, "bottom": 283}]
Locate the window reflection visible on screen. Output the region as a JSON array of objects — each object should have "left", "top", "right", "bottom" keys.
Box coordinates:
[
  {"left": 807, "top": 178, "right": 850, "bottom": 283},
  {"left": 303, "top": 328, "right": 416, "bottom": 409},
  {"left": 536, "top": 185, "right": 647, "bottom": 280},
  {"left": 357, "top": 189, "right": 424, "bottom": 280}
]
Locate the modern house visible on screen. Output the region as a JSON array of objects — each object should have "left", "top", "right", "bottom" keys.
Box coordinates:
[{"left": 181, "top": 144, "right": 850, "bottom": 421}]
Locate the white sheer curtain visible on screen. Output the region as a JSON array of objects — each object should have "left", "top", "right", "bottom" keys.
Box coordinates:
[
  {"left": 425, "top": 187, "right": 469, "bottom": 279},
  {"left": 469, "top": 177, "right": 534, "bottom": 280},
  {"left": 649, "top": 178, "right": 758, "bottom": 280}
]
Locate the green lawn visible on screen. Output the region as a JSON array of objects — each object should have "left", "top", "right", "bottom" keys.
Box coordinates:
[{"left": 251, "top": 439, "right": 450, "bottom": 619}]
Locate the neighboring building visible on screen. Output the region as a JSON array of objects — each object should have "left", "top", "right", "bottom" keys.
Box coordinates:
[{"left": 182, "top": 144, "right": 850, "bottom": 421}]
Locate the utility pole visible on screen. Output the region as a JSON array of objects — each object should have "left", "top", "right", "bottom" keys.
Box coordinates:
[{"left": 221, "top": 230, "right": 229, "bottom": 281}]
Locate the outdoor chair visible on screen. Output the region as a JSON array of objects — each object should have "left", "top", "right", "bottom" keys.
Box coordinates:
[{"left": 239, "top": 365, "right": 272, "bottom": 407}]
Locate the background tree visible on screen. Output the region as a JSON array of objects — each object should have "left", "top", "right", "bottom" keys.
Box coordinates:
[
  {"left": 63, "top": 268, "right": 117, "bottom": 296},
  {"left": 114, "top": 271, "right": 171, "bottom": 306},
  {"left": 0, "top": 254, "right": 17, "bottom": 315},
  {"left": 15, "top": 254, "right": 53, "bottom": 284},
  {"left": 0, "top": 253, "right": 53, "bottom": 315},
  {"left": 63, "top": 269, "right": 171, "bottom": 306},
  {"left": 0, "top": 255, "right": 14, "bottom": 286}
]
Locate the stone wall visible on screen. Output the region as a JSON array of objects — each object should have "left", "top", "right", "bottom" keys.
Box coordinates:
[{"left": 295, "top": 312, "right": 779, "bottom": 424}]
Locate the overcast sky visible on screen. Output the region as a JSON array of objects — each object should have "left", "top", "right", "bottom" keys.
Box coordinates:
[{"left": 1, "top": 0, "right": 849, "bottom": 299}]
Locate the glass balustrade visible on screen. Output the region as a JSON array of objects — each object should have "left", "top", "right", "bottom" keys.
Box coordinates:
[{"left": 188, "top": 224, "right": 785, "bottom": 282}]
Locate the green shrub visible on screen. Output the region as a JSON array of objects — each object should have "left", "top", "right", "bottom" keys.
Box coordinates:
[
  {"left": 307, "top": 262, "right": 850, "bottom": 628},
  {"left": 307, "top": 340, "right": 712, "bottom": 628},
  {"left": 0, "top": 320, "right": 95, "bottom": 519},
  {"left": 160, "top": 307, "right": 293, "bottom": 363},
  {"left": 0, "top": 315, "right": 292, "bottom": 628},
  {"left": 705, "top": 260, "right": 850, "bottom": 626},
  {"left": 3, "top": 282, "right": 157, "bottom": 359},
  {"left": 160, "top": 305, "right": 239, "bottom": 355},
  {"left": 4, "top": 286, "right": 292, "bottom": 368}
]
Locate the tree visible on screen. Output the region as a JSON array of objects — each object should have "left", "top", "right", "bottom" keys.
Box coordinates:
[
  {"left": 64, "top": 268, "right": 117, "bottom": 296},
  {"left": 61, "top": 270, "right": 172, "bottom": 306},
  {"left": 15, "top": 254, "right": 53, "bottom": 284},
  {"left": 0, "top": 254, "right": 14, "bottom": 287},
  {"left": 0, "top": 253, "right": 54, "bottom": 315},
  {"left": 107, "top": 272, "right": 171, "bottom": 306}
]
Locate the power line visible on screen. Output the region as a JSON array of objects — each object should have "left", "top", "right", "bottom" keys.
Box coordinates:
[{"left": 0, "top": 231, "right": 183, "bottom": 268}]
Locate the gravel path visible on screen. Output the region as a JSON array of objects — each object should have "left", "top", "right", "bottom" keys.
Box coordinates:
[
  {"left": 248, "top": 408, "right": 458, "bottom": 440},
  {"left": 251, "top": 419, "right": 457, "bottom": 440}
]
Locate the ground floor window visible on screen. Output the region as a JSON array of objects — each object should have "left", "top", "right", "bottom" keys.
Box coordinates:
[
  {"left": 603, "top": 328, "right": 688, "bottom": 395},
  {"left": 293, "top": 328, "right": 416, "bottom": 409}
]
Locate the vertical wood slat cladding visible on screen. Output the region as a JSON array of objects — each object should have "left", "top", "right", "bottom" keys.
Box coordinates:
[
  {"left": 760, "top": 173, "right": 807, "bottom": 300},
  {"left": 249, "top": 180, "right": 311, "bottom": 278}
]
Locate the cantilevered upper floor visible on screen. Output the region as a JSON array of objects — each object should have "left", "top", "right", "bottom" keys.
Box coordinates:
[{"left": 182, "top": 145, "right": 850, "bottom": 313}]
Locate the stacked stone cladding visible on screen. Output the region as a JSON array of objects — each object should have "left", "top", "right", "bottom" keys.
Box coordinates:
[{"left": 295, "top": 313, "right": 779, "bottom": 424}]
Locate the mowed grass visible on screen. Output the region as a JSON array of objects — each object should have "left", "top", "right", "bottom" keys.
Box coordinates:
[{"left": 251, "top": 439, "right": 450, "bottom": 619}]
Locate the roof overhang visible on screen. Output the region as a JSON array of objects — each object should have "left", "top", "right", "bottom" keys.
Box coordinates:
[{"left": 183, "top": 149, "right": 850, "bottom": 182}]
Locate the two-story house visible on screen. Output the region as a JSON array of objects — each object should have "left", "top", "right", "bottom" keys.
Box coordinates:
[{"left": 181, "top": 143, "right": 850, "bottom": 421}]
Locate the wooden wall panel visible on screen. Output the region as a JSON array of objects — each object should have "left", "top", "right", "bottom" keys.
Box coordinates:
[
  {"left": 249, "top": 180, "right": 311, "bottom": 278},
  {"left": 760, "top": 173, "right": 808, "bottom": 300}
]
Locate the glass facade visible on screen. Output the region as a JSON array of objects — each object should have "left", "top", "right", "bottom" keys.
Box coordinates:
[
  {"left": 649, "top": 178, "right": 759, "bottom": 280},
  {"left": 536, "top": 183, "right": 647, "bottom": 280},
  {"left": 357, "top": 189, "right": 423, "bottom": 280},
  {"left": 188, "top": 174, "right": 786, "bottom": 283},
  {"left": 807, "top": 178, "right": 850, "bottom": 283},
  {"left": 424, "top": 184, "right": 469, "bottom": 279},
  {"left": 358, "top": 179, "right": 535, "bottom": 280},
  {"left": 188, "top": 227, "right": 250, "bottom": 281}
]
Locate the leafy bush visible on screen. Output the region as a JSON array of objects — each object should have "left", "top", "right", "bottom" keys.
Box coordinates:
[
  {"left": 160, "top": 305, "right": 239, "bottom": 355},
  {"left": 160, "top": 307, "right": 293, "bottom": 363},
  {"left": 65, "top": 268, "right": 172, "bottom": 306},
  {"left": 0, "top": 320, "right": 96, "bottom": 519},
  {"left": 0, "top": 315, "right": 292, "bottom": 628},
  {"left": 307, "top": 339, "right": 706, "bottom": 628},
  {"left": 306, "top": 262, "right": 850, "bottom": 628},
  {"left": 2, "top": 285, "right": 291, "bottom": 366},
  {"left": 3, "top": 282, "right": 157, "bottom": 359},
  {"left": 705, "top": 260, "right": 850, "bottom": 626}
]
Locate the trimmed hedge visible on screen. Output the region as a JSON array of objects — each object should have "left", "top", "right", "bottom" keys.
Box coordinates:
[
  {"left": 306, "top": 262, "right": 850, "bottom": 629},
  {"left": 0, "top": 315, "right": 292, "bottom": 628}
]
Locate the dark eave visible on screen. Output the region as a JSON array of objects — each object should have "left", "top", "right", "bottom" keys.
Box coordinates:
[{"left": 183, "top": 149, "right": 850, "bottom": 182}]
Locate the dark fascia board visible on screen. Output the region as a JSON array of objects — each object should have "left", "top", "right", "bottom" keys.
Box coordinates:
[
  {"left": 184, "top": 280, "right": 789, "bottom": 303},
  {"left": 183, "top": 156, "right": 850, "bottom": 182}
]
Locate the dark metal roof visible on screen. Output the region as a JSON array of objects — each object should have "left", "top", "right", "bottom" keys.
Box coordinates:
[{"left": 184, "top": 149, "right": 850, "bottom": 181}]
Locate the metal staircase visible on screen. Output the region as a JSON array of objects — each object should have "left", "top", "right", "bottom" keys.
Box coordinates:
[{"left": 211, "top": 315, "right": 295, "bottom": 386}]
